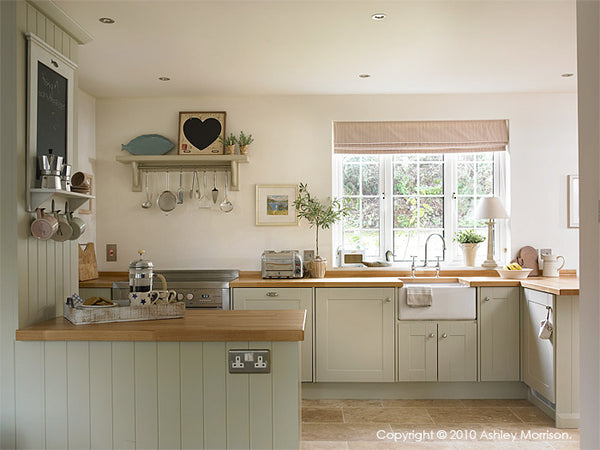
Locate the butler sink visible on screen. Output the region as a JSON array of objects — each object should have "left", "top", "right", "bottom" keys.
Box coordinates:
[{"left": 397, "top": 283, "right": 476, "bottom": 320}]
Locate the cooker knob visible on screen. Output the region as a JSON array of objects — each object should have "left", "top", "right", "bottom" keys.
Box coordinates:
[
  {"left": 177, "top": 293, "right": 184, "bottom": 301},
  {"left": 186, "top": 293, "right": 194, "bottom": 300}
]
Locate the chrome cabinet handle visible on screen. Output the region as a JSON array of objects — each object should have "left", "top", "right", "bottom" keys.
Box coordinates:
[
  {"left": 441, "top": 333, "right": 448, "bottom": 338},
  {"left": 484, "top": 296, "right": 490, "bottom": 302},
  {"left": 266, "top": 292, "right": 279, "bottom": 297},
  {"left": 428, "top": 333, "right": 435, "bottom": 338},
  {"left": 385, "top": 297, "right": 392, "bottom": 303}
]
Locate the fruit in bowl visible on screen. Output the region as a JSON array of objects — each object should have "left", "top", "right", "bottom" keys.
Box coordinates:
[{"left": 496, "top": 264, "right": 533, "bottom": 279}]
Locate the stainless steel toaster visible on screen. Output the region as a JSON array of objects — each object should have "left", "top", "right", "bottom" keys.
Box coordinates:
[{"left": 261, "top": 250, "right": 303, "bottom": 278}]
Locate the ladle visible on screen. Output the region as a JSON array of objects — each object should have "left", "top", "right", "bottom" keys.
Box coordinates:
[{"left": 219, "top": 172, "right": 233, "bottom": 213}]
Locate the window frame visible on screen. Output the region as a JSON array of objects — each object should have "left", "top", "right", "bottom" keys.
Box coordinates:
[{"left": 332, "top": 152, "right": 508, "bottom": 266}]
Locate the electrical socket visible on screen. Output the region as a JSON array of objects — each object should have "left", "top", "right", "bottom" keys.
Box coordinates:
[
  {"left": 106, "top": 244, "right": 117, "bottom": 262},
  {"left": 228, "top": 349, "right": 270, "bottom": 373}
]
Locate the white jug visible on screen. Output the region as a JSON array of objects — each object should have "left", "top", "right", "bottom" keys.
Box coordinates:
[{"left": 542, "top": 254, "right": 565, "bottom": 277}]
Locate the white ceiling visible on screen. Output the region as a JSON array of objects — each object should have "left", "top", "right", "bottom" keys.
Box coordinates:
[{"left": 55, "top": 0, "right": 577, "bottom": 99}]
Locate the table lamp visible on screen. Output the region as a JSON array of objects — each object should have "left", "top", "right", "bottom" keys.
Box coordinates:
[{"left": 474, "top": 197, "right": 508, "bottom": 268}]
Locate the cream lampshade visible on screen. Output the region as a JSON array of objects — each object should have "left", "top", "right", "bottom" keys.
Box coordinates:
[{"left": 474, "top": 197, "right": 508, "bottom": 268}]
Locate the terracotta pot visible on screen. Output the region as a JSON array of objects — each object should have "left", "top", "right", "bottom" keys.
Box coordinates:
[
  {"left": 308, "top": 258, "right": 327, "bottom": 278},
  {"left": 225, "top": 144, "right": 235, "bottom": 155},
  {"left": 461, "top": 243, "right": 479, "bottom": 267},
  {"left": 239, "top": 145, "right": 249, "bottom": 155}
]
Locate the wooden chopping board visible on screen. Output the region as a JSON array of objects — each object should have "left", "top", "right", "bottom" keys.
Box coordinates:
[
  {"left": 79, "top": 243, "right": 99, "bottom": 281},
  {"left": 512, "top": 246, "right": 539, "bottom": 276}
]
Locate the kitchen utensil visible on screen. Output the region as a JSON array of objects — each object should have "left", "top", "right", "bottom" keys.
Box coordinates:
[
  {"left": 129, "top": 249, "right": 153, "bottom": 293},
  {"left": 157, "top": 170, "right": 177, "bottom": 213},
  {"left": 30, "top": 207, "right": 58, "bottom": 240},
  {"left": 511, "top": 246, "right": 539, "bottom": 276},
  {"left": 211, "top": 171, "right": 219, "bottom": 204},
  {"left": 198, "top": 171, "right": 212, "bottom": 209},
  {"left": 542, "top": 254, "right": 565, "bottom": 277},
  {"left": 52, "top": 209, "right": 73, "bottom": 242},
  {"left": 65, "top": 202, "right": 86, "bottom": 240},
  {"left": 219, "top": 172, "right": 233, "bottom": 213},
  {"left": 78, "top": 243, "right": 98, "bottom": 281},
  {"left": 190, "top": 171, "right": 197, "bottom": 199},
  {"left": 61, "top": 164, "right": 72, "bottom": 191},
  {"left": 142, "top": 172, "right": 152, "bottom": 208},
  {"left": 495, "top": 268, "right": 533, "bottom": 279},
  {"left": 177, "top": 169, "right": 184, "bottom": 204}
]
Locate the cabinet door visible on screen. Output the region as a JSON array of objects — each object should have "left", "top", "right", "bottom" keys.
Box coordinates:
[
  {"left": 233, "top": 287, "right": 313, "bottom": 382},
  {"left": 480, "top": 287, "right": 520, "bottom": 381},
  {"left": 438, "top": 321, "right": 477, "bottom": 382},
  {"left": 398, "top": 321, "right": 437, "bottom": 381},
  {"left": 316, "top": 288, "right": 394, "bottom": 382},
  {"left": 522, "top": 288, "right": 555, "bottom": 402}
]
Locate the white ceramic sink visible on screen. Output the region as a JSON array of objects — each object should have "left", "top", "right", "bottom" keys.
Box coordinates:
[{"left": 398, "top": 283, "right": 476, "bottom": 320}]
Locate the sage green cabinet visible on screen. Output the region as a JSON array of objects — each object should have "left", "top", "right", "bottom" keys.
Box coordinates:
[
  {"left": 479, "top": 287, "right": 520, "bottom": 381},
  {"left": 316, "top": 288, "right": 394, "bottom": 382},
  {"left": 397, "top": 320, "right": 477, "bottom": 382},
  {"left": 522, "top": 288, "right": 555, "bottom": 402},
  {"left": 232, "top": 287, "right": 313, "bottom": 382}
]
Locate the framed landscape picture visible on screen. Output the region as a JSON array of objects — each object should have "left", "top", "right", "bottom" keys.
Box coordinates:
[
  {"left": 256, "top": 184, "right": 298, "bottom": 226},
  {"left": 178, "top": 111, "right": 226, "bottom": 155}
]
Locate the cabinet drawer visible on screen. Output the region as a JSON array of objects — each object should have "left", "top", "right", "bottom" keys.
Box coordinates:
[{"left": 524, "top": 288, "right": 553, "bottom": 307}]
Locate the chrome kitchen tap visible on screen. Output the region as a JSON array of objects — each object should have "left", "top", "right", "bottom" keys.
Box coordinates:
[{"left": 423, "top": 233, "right": 446, "bottom": 267}]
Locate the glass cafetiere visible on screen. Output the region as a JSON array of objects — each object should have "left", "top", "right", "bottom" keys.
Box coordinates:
[{"left": 129, "top": 250, "right": 153, "bottom": 292}]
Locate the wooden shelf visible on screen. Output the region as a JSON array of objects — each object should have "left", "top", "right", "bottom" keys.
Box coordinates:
[
  {"left": 116, "top": 154, "right": 249, "bottom": 192},
  {"left": 28, "top": 188, "right": 94, "bottom": 212}
]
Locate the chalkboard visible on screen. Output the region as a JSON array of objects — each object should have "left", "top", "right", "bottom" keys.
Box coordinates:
[{"left": 36, "top": 61, "right": 67, "bottom": 177}]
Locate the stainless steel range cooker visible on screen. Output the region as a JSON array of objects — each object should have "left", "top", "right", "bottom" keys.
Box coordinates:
[{"left": 113, "top": 269, "right": 239, "bottom": 309}]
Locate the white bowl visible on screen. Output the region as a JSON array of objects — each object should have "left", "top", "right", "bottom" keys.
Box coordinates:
[{"left": 495, "top": 268, "right": 533, "bottom": 279}]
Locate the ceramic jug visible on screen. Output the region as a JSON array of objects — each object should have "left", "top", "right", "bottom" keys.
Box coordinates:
[{"left": 542, "top": 254, "right": 565, "bottom": 277}]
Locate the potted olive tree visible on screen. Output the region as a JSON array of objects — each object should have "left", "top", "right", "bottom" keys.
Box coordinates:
[
  {"left": 237, "top": 131, "right": 254, "bottom": 155},
  {"left": 218, "top": 133, "right": 237, "bottom": 154},
  {"left": 454, "top": 229, "right": 485, "bottom": 266},
  {"left": 294, "top": 183, "right": 352, "bottom": 278}
]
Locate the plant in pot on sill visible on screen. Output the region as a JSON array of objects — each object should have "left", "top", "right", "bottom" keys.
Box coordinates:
[
  {"left": 218, "top": 133, "right": 237, "bottom": 155},
  {"left": 237, "top": 131, "right": 254, "bottom": 155},
  {"left": 294, "top": 183, "right": 352, "bottom": 278},
  {"left": 454, "top": 229, "right": 485, "bottom": 267}
]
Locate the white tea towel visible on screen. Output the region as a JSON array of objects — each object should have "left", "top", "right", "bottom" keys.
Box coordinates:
[{"left": 406, "top": 286, "right": 433, "bottom": 307}]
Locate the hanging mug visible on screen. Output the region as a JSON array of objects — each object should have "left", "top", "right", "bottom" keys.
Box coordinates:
[
  {"left": 30, "top": 208, "right": 58, "bottom": 240},
  {"left": 52, "top": 210, "right": 73, "bottom": 242}
]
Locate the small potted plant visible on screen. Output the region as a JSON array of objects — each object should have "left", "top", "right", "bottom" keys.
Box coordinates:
[
  {"left": 237, "top": 131, "right": 254, "bottom": 155},
  {"left": 294, "top": 183, "right": 352, "bottom": 278},
  {"left": 454, "top": 229, "right": 485, "bottom": 267},
  {"left": 218, "top": 133, "right": 237, "bottom": 155}
]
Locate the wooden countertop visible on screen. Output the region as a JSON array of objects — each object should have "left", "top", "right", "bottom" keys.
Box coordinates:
[
  {"left": 16, "top": 310, "right": 306, "bottom": 342},
  {"left": 79, "top": 272, "right": 127, "bottom": 288}
]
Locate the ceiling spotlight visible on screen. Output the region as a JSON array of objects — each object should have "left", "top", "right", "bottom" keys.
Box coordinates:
[
  {"left": 99, "top": 17, "right": 115, "bottom": 24},
  {"left": 561, "top": 73, "right": 574, "bottom": 78},
  {"left": 371, "top": 13, "right": 387, "bottom": 21},
  {"left": 158, "top": 77, "right": 171, "bottom": 81},
  {"left": 359, "top": 74, "right": 371, "bottom": 78}
]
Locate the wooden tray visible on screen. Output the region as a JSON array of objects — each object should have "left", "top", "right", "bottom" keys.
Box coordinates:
[{"left": 64, "top": 302, "right": 185, "bottom": 325}]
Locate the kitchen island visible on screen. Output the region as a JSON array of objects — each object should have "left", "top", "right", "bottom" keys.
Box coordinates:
[{"left": 15, "top": 310, "right": 305, "bottom": 450}]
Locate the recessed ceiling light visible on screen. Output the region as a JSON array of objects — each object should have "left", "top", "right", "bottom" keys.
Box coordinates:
[
  {"left": 158, "top": 77, "right": 170, "bottom": 81},
  {"left": 561, "top": 73, "right": 574, "bottom": 78},
  {"left": 359, "top": 74, "right": 371, "bottom": 78},
  {"left": 99, "top": 17, "right": 115, "bottom": 24},
  {"left": 371, "top": 13, "right": 387, "bottom": 21}
]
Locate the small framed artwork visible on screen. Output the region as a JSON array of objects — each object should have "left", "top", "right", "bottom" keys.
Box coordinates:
[
  {"left": 178, "top": 111, "right": 226, "bottom": 155},
  {"left": 256, "top": 184, "right": 299, "bottom": 226},
  {"left": 567, "top": 174, "right": 579, "bottom": 228}
]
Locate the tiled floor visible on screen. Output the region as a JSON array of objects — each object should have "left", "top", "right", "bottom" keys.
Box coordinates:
[{"left": 301, "top": 399, "right": 579, "bottom": 449}]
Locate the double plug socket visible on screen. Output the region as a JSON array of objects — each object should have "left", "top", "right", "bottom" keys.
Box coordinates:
[{"left": 228, "top": 349, "right": 270, "bottom": 374}]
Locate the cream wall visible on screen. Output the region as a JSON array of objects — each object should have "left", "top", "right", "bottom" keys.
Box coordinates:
[
  {"left": 95, "top": 93, "right": 578, "bottom": 271},
  {"left": 76, "top": 89, "right": 96, "bottom": 245}
]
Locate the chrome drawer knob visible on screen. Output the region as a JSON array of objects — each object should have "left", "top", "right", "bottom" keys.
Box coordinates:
[
  {"left": 266, "top": 292, "right": 279, "bottom": 297},
  {"left": 385, "top": 297, "right": 392, "bottom": 303},
  {"left": 441, "top": 333, "right": 448, "bottom": 338},
  {"left": 484, "top": 296, "right": 491, "bottom": 302},
  {"left": 429, "top": 333, "right": 435, "bottom": 338}
]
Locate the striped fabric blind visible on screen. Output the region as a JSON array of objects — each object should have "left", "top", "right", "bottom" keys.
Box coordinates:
[{"left": 333, "top": 120, "right": 508, "bottom": 154}]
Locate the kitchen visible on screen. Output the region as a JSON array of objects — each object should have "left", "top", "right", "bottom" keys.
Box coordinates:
[{"left": 1, "top": 0, "right": 599, "bottom": 449}]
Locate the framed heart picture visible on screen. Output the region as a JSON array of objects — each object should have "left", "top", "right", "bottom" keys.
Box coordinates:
[{"left": 178, "top": 111, "right": 226, "bottom": 155}]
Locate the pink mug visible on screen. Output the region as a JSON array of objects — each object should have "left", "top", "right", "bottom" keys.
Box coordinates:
[{"left": 30, "top": 208, "right": 58, "bottom": 240}]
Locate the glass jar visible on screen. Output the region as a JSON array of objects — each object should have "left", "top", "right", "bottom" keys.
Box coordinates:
[{"left": 129, "top": 250, "right": 153, "bottom": 292}]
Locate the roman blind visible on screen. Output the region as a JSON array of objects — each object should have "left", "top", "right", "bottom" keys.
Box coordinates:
[{"left": 333, "top": 119, "right": 508, "bottom": 154}]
